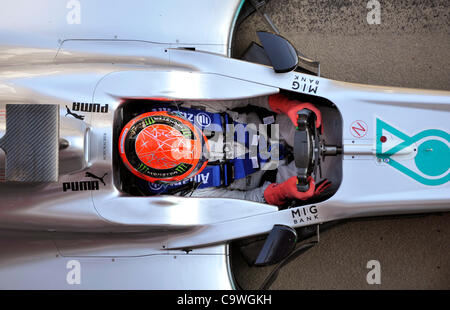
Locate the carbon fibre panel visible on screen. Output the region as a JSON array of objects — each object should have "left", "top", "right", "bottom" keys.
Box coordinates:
[{"left": 0, "top": 104, "right": 59, "bottom": 182}]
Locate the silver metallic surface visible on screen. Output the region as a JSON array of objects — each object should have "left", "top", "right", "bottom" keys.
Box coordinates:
[{"left": 0, "top": 0, "right": 448, "bottom": 289}]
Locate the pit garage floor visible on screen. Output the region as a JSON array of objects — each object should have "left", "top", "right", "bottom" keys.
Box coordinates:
[{"left": 232, "top": 0, "right": 450, "bottom": 290}]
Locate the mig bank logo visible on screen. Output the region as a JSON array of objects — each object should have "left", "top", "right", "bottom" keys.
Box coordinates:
[{"left": 291, "top": 205, "right": 320, "bottom": 225}]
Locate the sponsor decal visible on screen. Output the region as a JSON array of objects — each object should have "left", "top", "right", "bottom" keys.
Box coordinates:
[
  {"left": 291, "top": 75, "right": 320, "bottom": 94},
  {"left": 376, "top": 118, "right": 449, "bottom": 186},
  {"left": 85, "top": 172, "right": 108, "bottom": 186},
  {"left": 65, "top": 105, "right": 84, "bottom": 120},
  {"left": 151, "top": 108, "right": 195, "bottom": 123},
  {"left": 291, "top": 205, "right": 319, "bottom": 225},
  {"left": 148, "top": 183, "right": 164, "bottom": 191},
  {"left": 171, "top": 172, "right": 210, "bottom": 186},
  {"left": 63, "top": 180, "right": 99, "bottom": 192},
  {"left": 350, "top": 120, "right": 368, "bottom": 138},
  {"left": 102, "top": 132, "right": 108, "bottom": 160},
  {"left": 196, "top": 112, "right": 212, "bottom": 127},
  {"left": 65, "top": 102, "right": 109, "bottom": 120},
  {"left": 72, "top": 102, "right": 109, "bottom": 113},
  {"left": 62, "top": 172, "right": 108, "bottom": 192}
]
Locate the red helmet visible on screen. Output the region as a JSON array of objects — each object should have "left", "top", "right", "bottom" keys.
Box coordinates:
[{"left": 119, "top": 111, "right": 209, "bottom": 183}]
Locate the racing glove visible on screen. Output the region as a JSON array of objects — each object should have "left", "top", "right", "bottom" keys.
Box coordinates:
[
  {"left": 263, "top": 176, "right": 316, "bottom": 206},
  {"left": 268, "top": 93, "right": 322, "bottom": 129},
  {"left": 314, "top": 179, "right": 332, "bottom": 195}
]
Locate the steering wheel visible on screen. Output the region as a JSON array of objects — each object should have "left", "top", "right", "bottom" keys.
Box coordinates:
[{"left": 293, "top": 109, "right": 320, "bottom": 192}]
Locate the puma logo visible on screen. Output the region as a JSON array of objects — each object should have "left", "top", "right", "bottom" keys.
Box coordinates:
[
  {"left": 85, "top": 172, "right": 107, "bottom": 186},
  {"left": 65, "top": 105, "right": 85, "bottom": 120}
]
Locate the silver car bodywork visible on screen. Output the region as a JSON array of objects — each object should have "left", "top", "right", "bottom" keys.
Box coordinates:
[{"left": 0, "top": 0, "right": 448, "bottom": 289}]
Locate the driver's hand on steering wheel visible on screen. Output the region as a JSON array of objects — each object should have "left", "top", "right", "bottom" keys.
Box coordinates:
[
  {"left": 264, "top": 176, "right": 316, "bottom": 206},
  {"left": 264, "top": 177, "right": 332, "bottom": 206},
  {"left": 268, "top": 93, "right": 322, "bottom": 129}
]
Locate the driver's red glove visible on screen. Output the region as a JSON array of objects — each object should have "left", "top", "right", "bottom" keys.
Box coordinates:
[
  {"left": 268, "top": 93, "right": 322, "bottom": 129},
  {"left": 263, "top": 176, "right": 315, "bottom": 206}
]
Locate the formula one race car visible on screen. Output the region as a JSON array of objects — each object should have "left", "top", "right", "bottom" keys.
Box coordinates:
[{"left": 0, "top": 0, "right": 448, "bottom": 289}]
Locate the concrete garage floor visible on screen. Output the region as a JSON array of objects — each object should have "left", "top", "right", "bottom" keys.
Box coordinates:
[{"left": 231, "top": 0, "right": 450, "bottom": 290}]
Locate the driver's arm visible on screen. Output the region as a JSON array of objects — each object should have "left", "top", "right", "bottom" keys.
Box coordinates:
[
  {"left": 189, "top": 176, "right": 320, "bottom": 207},
  {"left": 267, "top": 93, "right": 322, "bottom": 129}
]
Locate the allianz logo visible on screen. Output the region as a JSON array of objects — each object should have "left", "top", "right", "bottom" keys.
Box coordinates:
[
  {"left": 151, "top": 108, "right": 211, "bottom": 127},
  {"left": 171, "top": 172, "right": 210, "bottom": 186},
  {"left": 149, "top": 172, "right": 211, "bottom": 190}
]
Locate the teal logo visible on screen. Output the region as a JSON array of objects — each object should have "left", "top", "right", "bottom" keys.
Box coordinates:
[{"left": 376, "top": 119, "right": 450, "bottom": 186}]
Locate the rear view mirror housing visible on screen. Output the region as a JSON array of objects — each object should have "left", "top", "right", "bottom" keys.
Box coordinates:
[
  {"left": 254, "top": 224, "right": 297, "bottom": 266},
  {"left": 257, "top": 31, "right": 298, "bottom": 73}
]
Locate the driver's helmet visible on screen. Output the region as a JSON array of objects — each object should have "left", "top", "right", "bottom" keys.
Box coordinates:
[{"left": 119, "top": 111, "right": 209, "bottom": 183}]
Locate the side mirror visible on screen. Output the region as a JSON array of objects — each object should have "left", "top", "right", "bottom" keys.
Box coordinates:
[
  {"left": 254, "top": 225, "right": 297, "bottom": 266},
  {"left": 256, "top": 31, "right": 298, "bottom": 73}
]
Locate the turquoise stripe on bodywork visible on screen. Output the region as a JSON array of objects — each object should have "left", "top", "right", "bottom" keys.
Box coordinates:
[{"left": 376, "top": 118, "right": 450, "bottom": 186}]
